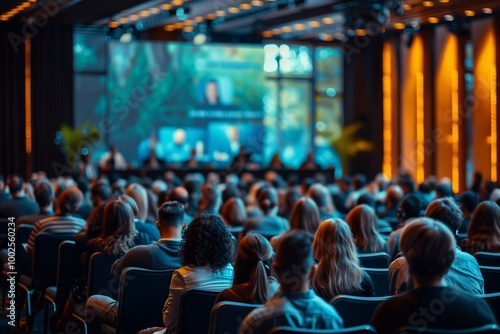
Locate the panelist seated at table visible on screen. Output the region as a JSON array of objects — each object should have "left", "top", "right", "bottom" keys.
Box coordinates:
[
  {"left": 165, "top": 129, "right": 191, "bottom": 163},
  {"left": 99, "top": 145, "right": 127, "bottom": 171}
]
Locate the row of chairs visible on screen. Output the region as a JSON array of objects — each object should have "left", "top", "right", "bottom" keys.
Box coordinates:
[{"left": 270, "top": 324, "right": 500, "bottom": 333}]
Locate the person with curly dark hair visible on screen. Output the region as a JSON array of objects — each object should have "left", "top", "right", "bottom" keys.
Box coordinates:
[{"left": 140, "top": 213, "right": 234, "bottom": 334}]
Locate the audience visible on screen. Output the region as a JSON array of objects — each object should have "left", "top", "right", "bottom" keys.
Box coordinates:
[
  {"left": 389, "top": 198, "right": 484, "bottom": 295},
  {"left": 125, "top": 183, "right": 149, "bottom": 222},
  {"left": 75, "top": 177, "right": 93, "bottom": 220},
  {"left": 378, "top": 184, "right": 404, "bottom": 219},
  {"left": 345, "top": 204, "right": 389, "bottom": 254},
  {"left": 85, "top": 201, "right": 185, "bottom": 332},
  {"left": 220, "top": 197, "right": 247, "bottom": 227},
  {"left": 17, "top": 181, "right": 55, "bottom": 226},
  {"left": 307, "top": 183, "right": 339, "bottom": 220},
  {"left": 460, "top": 201, "right": 500, "bottom": 254},
  {"left": 0, "top": 175, "right": 39, "bottom": 218},
  {"left": 216, "top": 234, "right": 278, "bottom": 304},
  {"left": 240, "top": 230, "right": 343, "bottom": 333},
  {"left": 198, "top": 182, "right": 222, "bottom": 215},
  {"left": 167, "top": 186, "right": 193, "bottom": 224},
  {"left": 371, "top": 218, "right": 497, "bottom": 333},
  {"left": 312, "top": 219, "right": 375, "bottom": 301},
  {"left": 0, "top": 174, "right": 11, "bottom": 207}
]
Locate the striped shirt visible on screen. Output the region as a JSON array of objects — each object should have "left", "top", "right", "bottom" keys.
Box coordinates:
[{"left": 26, "top": 214, "right": 86, "bottom": 259}]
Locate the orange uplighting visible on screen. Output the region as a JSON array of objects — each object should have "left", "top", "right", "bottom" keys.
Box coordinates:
[
  {"left": 451, "top": 69, "right": 460, "bottom": 192},
  {"left": 491, "top": 63, "right": 498, "bottom": 181},
  {"left": 262, "top": 31, "right": 273, "bottom": 38},
  {"left": 428, "top": 17, "right": 439, "bottom": 24},
  {"left": 416, "top": 71, "right": 425, "bottom": 184},
  {"left": 382, "top": 42, "right": 393, "bottom": 179},
  {"left": 108, "top": 21, "right": 119, "bottom": 28},
  {"left": 161, "top": 4, "right": 172, "bottom": 10},
  {"left": 25, "top": 38, "right": 32, "bottom": 155}
]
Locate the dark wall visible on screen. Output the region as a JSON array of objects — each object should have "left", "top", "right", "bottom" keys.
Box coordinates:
[
  {"left": 0, "top": 23, "right": 73, "bottom": 179},
  {"left": 343, "top": 34, "right": 384, "bottom": 180}
]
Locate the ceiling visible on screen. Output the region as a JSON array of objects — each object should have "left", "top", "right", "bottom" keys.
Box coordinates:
[{"left": 1, "top": 0, "right": 499, "bottom": 42}]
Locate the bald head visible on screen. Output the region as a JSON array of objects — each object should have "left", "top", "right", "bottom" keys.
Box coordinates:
[
  {"left": 8, "top": 175, "right": 25, "bottom": 197},
  {"left": 168, "top": 187, "right": 189, "bottom": 207},
  {"left": 307, "top": 183, "right": 331, "bottom": 210},
  {"left": 125, "top": 183, "right": 148, "bottom": 221}
]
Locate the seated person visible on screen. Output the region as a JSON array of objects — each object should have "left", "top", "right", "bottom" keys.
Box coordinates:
[
  {"left": 240, "top": 230, "right": 344, "bottom": 333},
  {"left": 241, "top": 187, "right": 289, "bottom": 239},
  {"left": 371, "top": 218, "right": 497, "bottom": 333},
  {"left": 389, "top": 198, "right": 484, "bottom": 295},
  {"left": 197, "top": 183, "right": 222, "bottom": 216},
  {"left": 216, "top": 234, "right": 278, "bottom": 304},
  {"left": 140, "top": 214, "right": 234, "bottom": 334},
  {"left": 85, "top": 201, "right": 185, "bottom": 332},
  {"left": 458, "top": 191, "right": 479, "bottom": 234},
  {"left": 312, "top": 219, "right": 375, "bottom": 300},
  {"left": 460, "top": 201, "right": 500, "bottom": 254},
  {"left": 345, "top": 204, "right": 389, "bottom": 254},
  {"left": 307, "top": 183, "right": 340, "bottom": 220},
  {"left": 17, "top": 181, "right": 55, "bottom": 226},
  {"left": 99, "top": 145, "right": 127, "bottom": 171},
  {"left": 0, "top": 174, "right": 39, "bottom": 218}
]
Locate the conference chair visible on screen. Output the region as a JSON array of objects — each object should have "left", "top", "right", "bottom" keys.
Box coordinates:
[
  {"left": 177, "top": 288, "right": 220, "bottom": 334},
  {"left": 358, "top": 253, "right": 390, "bottom": 268},
  {"left": 17, "top": 232, "right": 75, "bottom": 332},
  {"left": 364, "top": 268, "right": 390, "bottom": 296},
  {"left": 329, "top": 295, "right": 389, "bottom": 328},
  {"left": 0, "top": 218, "right": 10, "bottom": 249},
  {"left": 475, "top": 252, "right": 500, "bottom": 267},
  {"left": 479, "top": 266, "right": 500, "bottom": 293},
  {"left": 396, "top": 324, "right": 500, "bottom": 334},
  {"left": 481, "top": 293, "right": 500, "bottom": 324},
  {"left": 269, "top": 325, "right": 377, "bottom": 333},
  {"left": 44, "top": 241, "right": 84, "bottom": 334},
  {"left": 87, "top": 252, "right": 118, "bottom": 300},
  {"left": 99, "top": 267, "right": 175, "bottom": 334},
  {"left": 209, "top": 301, "right": 261, "bottom": 334}
]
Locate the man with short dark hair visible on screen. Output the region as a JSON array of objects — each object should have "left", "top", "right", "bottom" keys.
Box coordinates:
[
  {"left": 0, "top": 175, "right": 39, "bottom": 218},
  {"left": 389, "top": 198, "right": 484, "bottom": 295},
  {"left": 17, "top": 181, "right": 55, "bottom": 226},
  {"left": 373, "top": 219, "right": 496, "bottom": 333},
  {"left": 168, "top": 187, "right": 193, "bottom": 224},
  {"left": 240, "top": 230, "right": 343, "bottom": 333},
  {"left": 459, "top": 191, "right": 479, "bottom": 234},
  {"left": 85, "top": 201, "right": 185, "bottom": 332}
]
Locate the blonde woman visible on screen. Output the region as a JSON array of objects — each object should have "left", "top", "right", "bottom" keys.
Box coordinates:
[
  {"left": 312, "top": 219, "right": 375, "bottom": 301},
  {"left": 346, "top": 205, "right": 388, "bottom": 254}
]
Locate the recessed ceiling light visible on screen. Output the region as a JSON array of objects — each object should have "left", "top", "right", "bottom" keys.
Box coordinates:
[
  {"left": 251, "top": 0, "right": 264, "bottom": 6},
  {"left": 119, "top": 17, "right": 128, "bottom": 24},
  {"left": 108, "top": 21, "right": 119, "bottom": 28},
  {"left": 171, "top": 0, "right": 183, "bottom": 6},
  {"left": 174, "top": 22, "right": 183, "bottom": 28},
  {"left": 194, "top": 16, "right": 204, "bottom": 22},
  {"left": 428, "top": 17, "right": 439, "bottom": 23},
  {"left": 322, "top": 17, "right": 334, "bottom": 24},
  {"left": 403, "top": 4, "right": 412, "bottom": 11},
  {"left": 240, "top": 3, "right": 252, "bottom": 10},
  {"left": 319, "top": 33, "right": 333, "bottom": 41},
  {"left": 228, "top": 7, "right": 240, "bottom": 14},
  {"left": 139, "top": 10, "right": 150, "bottom": 17},
  {"left": 464, "top": 10, "right": 475, "bottom": 16},
  {"left": 272, "top": 28, "right": 281, "bottom": 35},
  {"left": 282, "top": 26, "right": 292, "bottom": 32},
  {"left": 216, "top": 10, "right": 226, "bottom": 16},
  {"left": 184, "top": 19, "right": 193, "bottom": 25},
  {"left": 444, "top": 14, "right": 454, "bottom": 21},
  {"left": 150, "top": 8, "right": 160, "bottom": 14},
  {"left": 262, "top": 31, "right": 273, "bottom": 38},
  {"left": 394, "top": 22, "right": 406, "bottom": 30},
  {"left": 294, "top": 23, "right": 306, "bottom": 30},
  {"left": 183, "top": 26, "right": 193, "bottom": 32},
  {"left": 164, "top": 25, "right": 175, "bottom": 31},
  {"left": 439, "top": 0, "right": 449, "bottom": 3},
  {"left": 483, "top": 8, "right": 493, "bottom": 14},
  {"left": 423, "top": 1, "right": 434, "bottom": 7},
  {"left": 206, "top": 13, "right": 216, "bottom": 20},
  {"left": 161, "top": 4, "right": 172, "bottom": 10},
  {"left": 309, "top": 21, "right": 320, "bottom": 28}
]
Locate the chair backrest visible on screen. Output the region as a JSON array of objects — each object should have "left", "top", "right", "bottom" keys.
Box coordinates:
[
  {"left": 480, "top": 293, "right": 500, "bottom": 324},
  {"left": 480, "top": 266, "right": 500, "bottom": 294},
  {"left": 358, "top": 253, "right": 390, "bottom": 268},
  {"left": 55, "top": 241, "right": 85, "bottom": 306},
  {"left": 178, "top": 288, "right": 220, "bottom": 334},
  {"left": 329, "top": 295, "right": 389, "bottom": 328},
  {"left": 269, "top": 325, "right": 377, "bottom": 333},
  {"left": 87, "top": 252, "right": 118, "bottom": 299},
  {"left": 32, "top": 232, "right": 75, "bottom": 288},
  {"left": 475, "top": 252, "right": 500, "bottom": 267},
  {"left": 364, "top": 268, "right": 390, "bottom": 296},
  {"left": 396, "top": 324, "right": 500, "bottom": 334},
  {"left": 209, "top": 301, "right": 261, "bottom": 334},
  {"left": 0, "top": 218, "right": 10, "bottom": 249},
  {"left": 115, "top": 267, "right": 175, "bottom": 334},
  {"left": 14, "top": 224, "right": 34, "bottom": 275}
]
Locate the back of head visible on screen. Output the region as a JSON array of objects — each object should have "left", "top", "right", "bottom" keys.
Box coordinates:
[
  {"left": 399, "top": 176, "right": 416, "bottom": 194},
  {"left": 460, "top": 191, "right": 479, "bottom": 214},
  {"left": 467, "top": 201, "right": 500, "bottom": 251},
  {"left": 198, "top": 183, "right": 222, "bottom": 211},
  {"left": 8, "top": 175, "right": 24, "bottom": 195},
  {"left": 386, "top": 185, "right": 404, "bottom": 205},
  {"left": 158, "top": 201, "right": 185, "bottom": 228},
  {"left": 91, "top": 182, "right": 112, "bottom": 203},
  {"left": 257, "top": 187, "right": 278, "bottom": 215},
  {"left": 234, "top": 234, "right": 274, "bottom": 303},
  {"left": 436, "top": 183, "right": 454, "bottom": 198},
  {"left": 425, "top": 198, "right": 463, "bottom": 232},
  {"left": 34, "top": 181, "right": 54, "bottom": 208},
  {"left": 222, "top": 183, "right": 240, "bottom": 203},
  {"left": 274, "top": 230, "right": 314, "bottom": 289},
  {"left": 125, "top": 183, "right": 148, "bottom": 221},
  {"left": 400, "top": 218, "right": 456, "bottom": 282},
  {"left": 76, "top": 177, "right": 90, "bottom": 195},
  {"left": 180, "top": 213, "right": 234, "bottom": 273},
  {"left": 356, "top": 192, "right": 375, "bottom": 208},
  {"left": 307, "top": 184, "right": 330, "bottom": 210},
  {"left": 352, "top": 174, "right": 367, "bottom": 191},
  {"left": 289, "top": 197, "right": 321, "bottom": 234},
  {"left": 220, "top": 197, "right": 247, "bottom": 227},
  {"left": 112, "top": 194, "right": 139, "bottom": 217},
  {"left": 167, "top": 187, "right": 189, "bottom": 206},
  {"left": 57, "top": 186, "right": 83, "bottom": 214},
  {"left": 313, "top": 218, "right": 358, "bottom": 266},
  {"left": 346, "top": 204, "right": 381, "bottom": 251},
  {"left": 397, "top": 194, "right": 423, "bottom": 222},
  {"left": 102, "top": 200, "right": 135, "bottom": 237}
]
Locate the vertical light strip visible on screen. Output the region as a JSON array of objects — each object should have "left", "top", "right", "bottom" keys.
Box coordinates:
[
  {"left": 25, "top": 38, "right": 32, "bottom": 155},
  {"left": 491, "top": 63, "right": 498, "bottom": 182},
  {"left": 382, "top": 43, "right": 392, "bottom": 179},
  {"left": 451, "top": 69, "right": 460, "bottom": 193},
  {"left": 416, "top": 71, "right": 425, "bottom": 184}
]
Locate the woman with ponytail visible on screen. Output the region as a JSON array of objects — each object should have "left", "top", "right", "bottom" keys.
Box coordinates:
[
  {"left": 216, "top": 234, "right": 279, "bottom": 304},
  {"left": 312, "top": 219, "right": 375, "bottom": 301}
]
